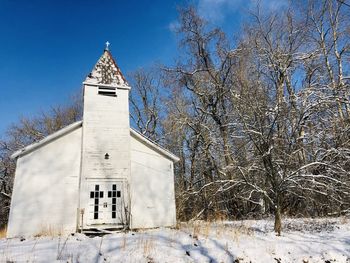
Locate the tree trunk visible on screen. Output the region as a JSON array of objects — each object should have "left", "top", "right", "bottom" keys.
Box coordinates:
[{"left": 274, "top": 203, "right": 282, "bottom": 236}]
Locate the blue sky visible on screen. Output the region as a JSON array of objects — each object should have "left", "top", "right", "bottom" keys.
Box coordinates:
[{"left": 0, "top": 0, "right": 283, "bottom": 137}]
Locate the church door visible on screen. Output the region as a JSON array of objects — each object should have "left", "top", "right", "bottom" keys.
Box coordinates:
[{"left": 87, "top": 182, "right": 124, "bottom": 226}]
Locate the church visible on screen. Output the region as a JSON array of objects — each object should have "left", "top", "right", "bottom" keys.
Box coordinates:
[{"left": 7, "top": 45, "right": 179, "bottom": 237}]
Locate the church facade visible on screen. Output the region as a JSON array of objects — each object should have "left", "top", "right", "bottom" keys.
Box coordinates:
[{"left": 7, "top": 48, "right": 179, "bottom": 237}]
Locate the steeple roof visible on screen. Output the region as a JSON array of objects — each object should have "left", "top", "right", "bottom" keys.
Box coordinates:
[{"left": 85, "top": 49, "right": 128, "bottom": 86}]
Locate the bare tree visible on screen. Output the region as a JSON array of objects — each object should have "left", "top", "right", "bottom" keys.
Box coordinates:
[
  {"left": 129, "top": 68, "right": 164, "bottom": 142},
  {"left": 164, "top": 2, "right": 350, "bottom": 234},
  {"left": 1, "top": 0, "right": 349, "bottom": 234}
]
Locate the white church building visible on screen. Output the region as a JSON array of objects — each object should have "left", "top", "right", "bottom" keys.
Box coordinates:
[{"left": 7, "top": 46, "right": 179, "bottom": 237}]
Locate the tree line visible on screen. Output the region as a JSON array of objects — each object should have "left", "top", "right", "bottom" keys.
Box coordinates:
[{"left": 1, "top": 0, "right": 349, "bottom": 234}]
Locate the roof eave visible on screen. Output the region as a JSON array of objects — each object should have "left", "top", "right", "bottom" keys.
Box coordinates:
[
  {"left": 82, "top": 81, "right": 131, "bottom": 90},
  {"left": 130, "top": 128, "right": 180, "bottom": 163},
  {"left": 11, "top": 121, "right": 83, "bottom": 159},
  {"left": 10, "top": 121, "right": 180, "bottom": 163}
]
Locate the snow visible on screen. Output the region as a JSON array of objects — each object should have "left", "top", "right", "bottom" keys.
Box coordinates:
[{"left": 1, "top": 217, "right": 349, "bottom": 262}]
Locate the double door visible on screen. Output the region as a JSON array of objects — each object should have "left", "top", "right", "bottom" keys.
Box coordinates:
[{"left": 87, "top": 182, "right": 124, "bottom": 225}]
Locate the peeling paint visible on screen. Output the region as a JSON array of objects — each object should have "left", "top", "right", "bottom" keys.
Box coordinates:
[{"left": 85, "top": 50, "right": 128, "bottom": 86}]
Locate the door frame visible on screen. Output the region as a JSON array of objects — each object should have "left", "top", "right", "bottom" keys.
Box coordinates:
[{"left": 84, "top": 178, "right": 128, "bottom": 227}]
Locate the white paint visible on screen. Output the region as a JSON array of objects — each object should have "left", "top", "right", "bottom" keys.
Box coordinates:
[
  {"left": 7, "top": 126, "right": 82, "bottom": 237},
  {"left": 11, "top": 121, "right": 82, "bottom": 159},
  {"left": 130, "top": 128, "right": 180, "bottom": 162},
  {"left": 7, "top": 50, "right": 179, "bottom": 237},
  {"left": 86, "top": 181, "right": 125, "bottom": 225},
  {"left": 79, "top": 83, "right": 131, "bottom": 228},
  {"left": 129, "top": 134, "right": 176, "bottom": 229},
  {"left": 105, "top": 41, "right": 110, "bottom": 50},
  {"left": 82, "top": 82, "right": 130, "bottom": 90}
]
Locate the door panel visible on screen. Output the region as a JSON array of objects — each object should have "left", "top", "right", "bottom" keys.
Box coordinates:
[{"left": 87, "top": 182, "right": 124, "bottom": 225}]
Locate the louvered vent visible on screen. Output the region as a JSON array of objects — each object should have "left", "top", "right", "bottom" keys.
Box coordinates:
[{"left": 98, "top": 87, "right": 117, "bottom": 97}]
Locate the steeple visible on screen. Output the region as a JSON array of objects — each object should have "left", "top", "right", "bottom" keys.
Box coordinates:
[
  {"left": 85, "top": 42, "right": 128, "bottom": 86},
  {"left": 80, "top": 44, "right": 132, "bottom": 227}
]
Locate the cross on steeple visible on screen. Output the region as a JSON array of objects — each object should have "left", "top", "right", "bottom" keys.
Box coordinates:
[
  {"left": 85, "top": 43, "right": 128, "bottom": 86},
  {"left": 105, "top": 41, "right": 110, "bottom": 51}
]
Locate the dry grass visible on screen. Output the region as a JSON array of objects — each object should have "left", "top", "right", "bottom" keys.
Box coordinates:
[
  {"left": 121, "top": 233, "right": 127, "bottom": 251},
  {"left": 340, "top": 216, "right": 348, "bottom": 225},
  {"left": 266, "top": 244, "right": 277, "bottom": 256},
  {"left": 210, "top": 211, "right": 229, "bottom": 222},
  {"left": 228, "top": 221, "right": 255, "bottom": 245},
  {"left": 56, "top": 235, "right": 70, "bottom": 260},
  {"left": 174, "top": 221, "right": 181, "bottom": 230},
  {"left": 180, "top": 220, "right": 256, "bottom": 244},
  {"left": 201, "top": 222, "right": 211, "bottom": 238},
  {"left": 192, "top": 222, "right": 201, "bottom": 239},
  {"left": 35, "top": 224, "right": 63, "bottom": 237},
  {"left": 135, "top": 233, "right": 155, "bottom": 257},
  {"left": 142, "top": 237, "right": 154, "bottom": 256},
  {"left": 0, "top": 225, "right": 7, "bottom": 238},
  {"left": 179, "top": 221, "right": 211, "bottom": 239}
]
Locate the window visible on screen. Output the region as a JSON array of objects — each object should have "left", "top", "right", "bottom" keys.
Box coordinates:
[
  {"left": 90, "top": 184, "right": 103, "bottom": 220},
  {"left": 108, "top": 184, "right": 120, "bottom": 219}
]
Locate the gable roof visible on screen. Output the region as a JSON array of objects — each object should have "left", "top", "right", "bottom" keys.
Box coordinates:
[
  {"left": 11, "top": 121, "right": 83, "bottom": 159},
  {"left": 11, "top": 121, "right": 180, "bottom": 162},
  {"left": 130, "top": 128, "right": 180, "bottom": 162},
  {"left": 84, "top": 50, "right": 129, "bottom": 87}
]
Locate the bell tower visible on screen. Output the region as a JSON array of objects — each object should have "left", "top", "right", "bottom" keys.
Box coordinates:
[{"left": 79, "top": 43, "right": 131, "bottom": 227}]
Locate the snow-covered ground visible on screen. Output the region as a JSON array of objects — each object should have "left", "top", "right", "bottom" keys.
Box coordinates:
[{"left": 1, "top": 217, "right": 349, "bottom": 262}]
